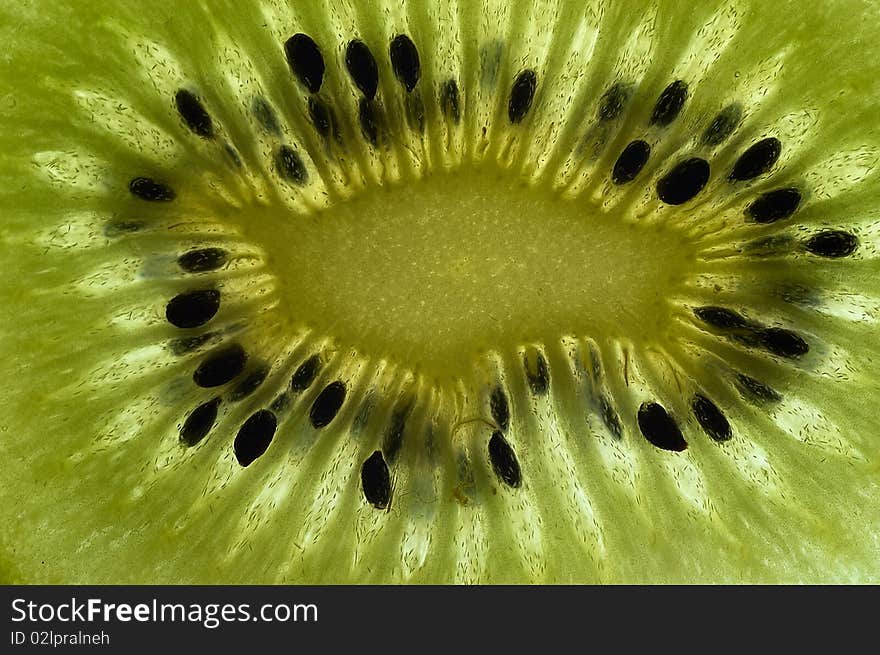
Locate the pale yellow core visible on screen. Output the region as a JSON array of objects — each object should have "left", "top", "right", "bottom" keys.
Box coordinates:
[{"left": 253, "top": 165, "right": 695, "bottom": 377}]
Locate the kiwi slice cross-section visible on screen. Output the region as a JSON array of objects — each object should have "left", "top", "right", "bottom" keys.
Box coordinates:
[{"left": 1, "top": 0, "right": 879, "bottom": 584}]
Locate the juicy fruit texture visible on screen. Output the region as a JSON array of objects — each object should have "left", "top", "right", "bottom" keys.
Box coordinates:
[{"left": 1, "top": 0, "right": 880, "bottom": 584}]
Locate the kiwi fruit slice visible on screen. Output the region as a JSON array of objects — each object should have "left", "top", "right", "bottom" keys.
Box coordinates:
[{"left": 2, "top": 0, "right": 879, "bottom": 584}]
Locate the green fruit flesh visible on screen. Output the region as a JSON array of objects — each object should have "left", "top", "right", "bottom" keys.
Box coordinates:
[{"left": 1, "top": 0, "right": 879, "bottom": 583}]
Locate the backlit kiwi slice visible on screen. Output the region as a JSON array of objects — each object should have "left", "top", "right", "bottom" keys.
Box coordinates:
[{"left": 2, "top": 0, "right": 879, "bottom": 584}]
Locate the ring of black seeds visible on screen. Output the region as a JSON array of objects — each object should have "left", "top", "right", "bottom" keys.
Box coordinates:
[{"left": 86, "top": 27, "right": 871, "bottom": 523}]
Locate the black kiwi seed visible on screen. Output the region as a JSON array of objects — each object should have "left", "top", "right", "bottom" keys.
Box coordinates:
[
  {"left": 284, "top": 33, "right": 325, "bottom": 94},
  {"left": 383, "top": 402, "right": 412, "bottom": 462},
  {"left": 490, "top": 386, "right": 510, "bottom": 431},
  {"left": 597, "top": 82, "right": 630, "bottom": 122},
  {"left": 756, "top": 327, "right": 809, "bottom": 359},
  {"left": 694, "top": 306, "right": 750, "bottom": 330},
  {"left": 746, "top": 188, "right": 802, "bottom": 223},
  {"left": 637, "top": 402, "right": 687, "bottom": 452},
  {"left": 174, "top": 89, "right": 214, "bottom": 139},
  {"left": 309, "top": 381, "right": 347, "bottom": 428},
  {"left": 358, "top": 98, "right": 381, "bottom": 146},
  {"left": 234, "top": 409, "right": 277, "bottom": 467},
  {"left": 345, "top": 40, "right": 379, "bottom": 100},
  {"left": 488, "top": 430, "right": 522, "bottom": 488},
  {"left": 389, "top": 34, "right": 420, "bottom": 92},
  {"left": 508, "top": 69, "right": 538, "bottom": 124},
  {"left": 650, "top": 80, "right": 688, "bottom": 127},
  {"left": 440, "top": 79, "right": 461, "bottom": 123},
  {"left": 611, "top": 139, "right": 651, "bottom": 185},
  {"left": 361, "top": 450, "right": 392, "bottom": 509},
  {"left": 657, "top": 158, "right": 710, "bottom": 205},
  {"left": 734, "top": 373, "right": 782, "bottom": 404},
  {"left": 524, "top": 351, "right": 549, "bottom": 395},
  {"left": 701, "top": 103, "right": 742, "bottom": 146},
  {"left": 275, "top": 145, "right": 308, "bottom": 185},
  {"left": 229, "top": 365, "right": 270, "bottom": 401},
  {"left": 290, "top": 354, "right": 322, "bottom": 392},
  {"left": 307, "top": 97, "right": 334, "bottom": 139},
  {"left": 729, "top": 137, "right": 781, "bottom": 181},
  {"left": 128, "top": 176, "right": 175, "bottom": 202},
  {"left": 178, "top": 247, "right": 228, "bottom": 273},
  {"left": 193, "top": 343, "right": 248, "bottom": 388},
  {"left": 180, "top": 397, "right": 221, "bottom": 447},
  {"left": 251, "top": 96, "right": 280, "bottom": 135},
  {"left": 805, "top": 230, "right": 859, "bottom": 258},
  {"left": 691, "top": 394, "right": 732, "bottom": 442},
  {"left": 165, "top": 289, "right": 221, "bottom": 329}
]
